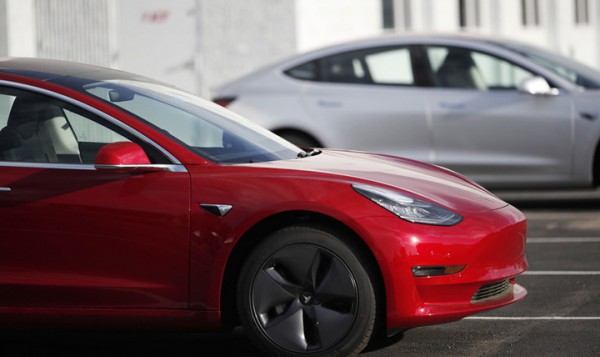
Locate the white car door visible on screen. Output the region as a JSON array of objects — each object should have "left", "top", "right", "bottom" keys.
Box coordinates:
[{"left": 424, "top": 46, "right": 573, "bottom": 188}]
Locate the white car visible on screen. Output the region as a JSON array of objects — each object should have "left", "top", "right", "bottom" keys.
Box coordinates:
[{"left": 214, "top": 34, "right": 600, "bottom": 189}]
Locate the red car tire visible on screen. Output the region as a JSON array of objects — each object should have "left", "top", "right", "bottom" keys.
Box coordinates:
[{"left": 237, "top": 225, "right": 376, "bottom": 356}]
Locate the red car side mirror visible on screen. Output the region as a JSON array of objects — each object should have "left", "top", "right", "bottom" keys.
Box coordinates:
[
  {"left": 95, "top": 142, "right": 151, "bottom": 166},
  {"left": 94, "top": 141, "right": 173, "bottom": 173},
  {"left": 94, "top": 142, "right": 166, "bottom": 172}
]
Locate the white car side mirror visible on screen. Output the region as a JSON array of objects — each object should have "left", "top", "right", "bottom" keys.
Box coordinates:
[{"left": 518, "top": 76, "right": 560, "bottom": 96}]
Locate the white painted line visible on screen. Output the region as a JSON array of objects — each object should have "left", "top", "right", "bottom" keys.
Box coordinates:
[
  {"left": 523, "top": 271, "right": 600, "bottom": 276},
  {"left": 465, "top": 316, "right": 600, "bottom": 321},
  {"left": 528, "top": 237, "right": 600, "bottom": 243}
]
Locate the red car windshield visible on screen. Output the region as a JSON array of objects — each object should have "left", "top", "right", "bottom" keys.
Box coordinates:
[{"left": 83, "top": 80, "right": 301, "bottom": 163}]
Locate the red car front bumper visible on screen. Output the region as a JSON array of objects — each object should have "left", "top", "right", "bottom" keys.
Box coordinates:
[{"left": 353, "top": 203, "right": 528, "bottom": 329}]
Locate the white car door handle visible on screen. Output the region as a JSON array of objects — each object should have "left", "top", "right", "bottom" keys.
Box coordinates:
[
  {"left": 0, "top": 187, "right": 12, "bottom": 192},
  {"left": 317, "top": 100, "right": 343, "bottom": 108},
  {"left": 439, "top": 102, "right": 466, "bottom": 110}
]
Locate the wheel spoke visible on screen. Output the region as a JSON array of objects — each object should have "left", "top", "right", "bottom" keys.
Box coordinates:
[
  {"left": 253, "top": 267, "right": 298, "bottom": 315},
  {"left": 272, "top": 245, "right": 321, "bottom": 288},
  {"left": 246, "top": 235, "right": 370, "bottom": 354},
  {"left": 312, "top": 305, "right": 355, "bottom": 347},
  {"left": 262, "top": 299, "right": 308, "bottom": 351},
  {"left": 315, "top": 256, "right": 357, "bottom": 304},
  {"left": 263, "top": 265, "right": 303, "bottom": 293},
  {"left": 305, "top": 246, "right": 323, "bottom": 289}
]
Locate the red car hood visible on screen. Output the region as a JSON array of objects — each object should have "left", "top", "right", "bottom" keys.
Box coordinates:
[{"left": 250, "top": 149, "right": 508, "bottom": 213}]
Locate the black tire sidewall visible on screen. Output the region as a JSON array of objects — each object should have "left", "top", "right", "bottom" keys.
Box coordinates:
[{"left": 237, "top": 226, "right": 376, "bottom": 357}]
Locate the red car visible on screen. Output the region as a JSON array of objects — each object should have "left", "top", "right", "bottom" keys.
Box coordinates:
[{"left": 0, "top": 58, "right": 527, "bottom": 356}]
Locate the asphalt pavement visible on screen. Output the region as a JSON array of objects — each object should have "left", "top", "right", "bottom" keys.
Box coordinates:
[{"left": 1, "top": 190, "right": 599, "bottom": 357}]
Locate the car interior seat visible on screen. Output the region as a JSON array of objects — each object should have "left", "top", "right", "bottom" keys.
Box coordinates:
[
  {"left": 325, "top": 57, "right": 368, "bottom": 84},
  {"left": 0, "top": 95, "right": 81, "bottom": 163},
  {"left": 435, "top": 49, "right": 487, "bottom": 90}
]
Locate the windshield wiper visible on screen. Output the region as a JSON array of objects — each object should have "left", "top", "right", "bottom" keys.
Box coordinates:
[{"left": 297, "top": 149, "right": 322, "bottom": 158}]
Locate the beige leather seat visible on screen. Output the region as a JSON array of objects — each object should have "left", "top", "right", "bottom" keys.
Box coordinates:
[{"left": 0, "top": 94, "right": 81, "bottom": 163}]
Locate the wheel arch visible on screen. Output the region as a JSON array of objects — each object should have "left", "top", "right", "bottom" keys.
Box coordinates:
[
  {"left": 272, "top": 127, "right": 324, "bottom": 148},
  {"left": 220, "top": 210, "right": 386, "bottom": 337}
]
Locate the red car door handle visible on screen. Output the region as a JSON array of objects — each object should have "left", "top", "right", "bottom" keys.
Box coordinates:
[{"left": 0, "top": 187, "right": 12, "bottom": 192}]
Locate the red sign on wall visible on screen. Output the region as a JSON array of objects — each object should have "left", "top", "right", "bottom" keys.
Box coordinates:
[{"left": 141, "top": 10, "right": 170, "bottom": 23}]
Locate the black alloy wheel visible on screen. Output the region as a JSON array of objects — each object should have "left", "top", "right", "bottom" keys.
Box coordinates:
[{"left": 238, "top": 226, "right": 376, "bottom": 356}]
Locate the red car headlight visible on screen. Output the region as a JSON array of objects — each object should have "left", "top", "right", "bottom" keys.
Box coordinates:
[{"left": 352, "top": 184, "right": 463, "bottom": 226}]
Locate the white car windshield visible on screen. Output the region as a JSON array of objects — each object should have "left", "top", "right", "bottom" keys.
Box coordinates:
[
  {"left": 83, "top": 80, "right": 302, "bottom": 163},
  {"left": 501, "top": 42, "right": 600, "bottom": 89}
]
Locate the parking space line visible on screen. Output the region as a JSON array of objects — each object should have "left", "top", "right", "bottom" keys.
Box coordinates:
[
  {"left": 528, "top": 237, "right": 600, "bottom": 243},
  {"left": 523, "top": 271, "right": 600, "bottom": 275},
  {"left": 465, "top": 316, "right": 600, "bottom": 320}
]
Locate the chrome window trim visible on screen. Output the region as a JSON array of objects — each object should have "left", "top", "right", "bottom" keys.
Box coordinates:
[
  {"left": 0, "top": 160, "right": 187, "bottom": 172},
  {"left": 0, "top": 80, "right": 185, "bottom": 169},
  {"left": 0, "top": 162, "right": 97, "bottom": 171},
  {"left": 94, "top": 164, "right": 188, "bottom": 172}
]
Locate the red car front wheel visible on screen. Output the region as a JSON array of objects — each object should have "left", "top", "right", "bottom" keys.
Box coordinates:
[{"left": 237, "top": 226, "right": 376, "bottom": 356}]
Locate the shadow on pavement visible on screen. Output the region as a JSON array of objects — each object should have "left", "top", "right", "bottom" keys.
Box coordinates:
[
  {"left": 0, "top": 330, "right": 262, "bottom": 357},
  {"left": 0, "top": 329, "right": 408, "bottom": 357}
]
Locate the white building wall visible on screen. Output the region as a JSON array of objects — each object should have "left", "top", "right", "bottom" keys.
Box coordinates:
[
  {"left": 562, "top": 0, "right": 597, "bottom": 67},
  {"left": 477, "top": 0, "right": 512, "bottom": 35},
  {"left": 6, "top": 0, "right": 36, "bottom": 57},
  {"left": 409, "top": 0, "right": 426, "bottom": 31},
  {"left": 198, "top": 0, "right": 296, "bottom": 94},
  {"left": 495, "top": 0, "right": 522, "bottom": 37},
  {"left": 500, "top": 0, "right": 599, "bottom": 68},
  {"left": 34, "top": 0, "right": 111, "bottom": 66},
  {"left": 407, "top": 0, "right": 458, "bottom": 32},
  {"left": 399, "top": 0, "right": 600, "bottom": 70},
  {"left": 115, "top": 0, "right": 196, "bottom": 92},
  {"left": 0, "top": 0, "right": 8, "bottom": 56},
  {"left": 429, "top": 0, "right": 459, "bottom": 31},
  {"left": 493, "top": 0, "right": 546, "bottom": 47},
  {"left": 295, "top": 0, "right": 382, "bottom": 52},
  {"left": 2, "top": 0, "right": 600, "bottom": 96},
  {"left": 597, "top": 0, "right": 600, "bottom": 67}
]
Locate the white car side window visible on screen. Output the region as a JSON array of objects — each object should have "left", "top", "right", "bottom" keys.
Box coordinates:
[
  {"left": 65, "top": 109, "right": 128, "bottom": 145},
  {"left": 317, "top": 47, "right": 415, "bottom": 86},
  {"left": 427, "top": 46, "right": 534, "bottom": 90},
  {"left": 471, "top": 52, "right": 534, "bottom": 90},
  {"left": 365, "top": 48, "right": 414, "bottom": 85},
  {"left": 0, "top": 94, "right": 15, "bottom": 128}
]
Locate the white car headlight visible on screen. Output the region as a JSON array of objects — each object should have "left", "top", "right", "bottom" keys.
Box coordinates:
[{"left": 352, "top": 184, "right": 462, "bottom": 226}]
